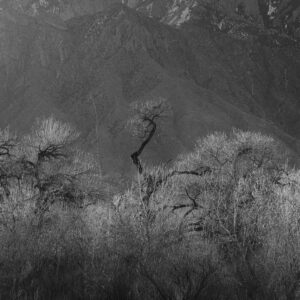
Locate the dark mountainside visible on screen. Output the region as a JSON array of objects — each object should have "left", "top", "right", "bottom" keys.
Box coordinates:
[{"left": 0, "top": 0, "right": 300, "bottom": 174}]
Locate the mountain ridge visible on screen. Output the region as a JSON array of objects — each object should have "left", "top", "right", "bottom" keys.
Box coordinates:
[{"left": 0, "top": 3, "right": 299, "bottom": 174}]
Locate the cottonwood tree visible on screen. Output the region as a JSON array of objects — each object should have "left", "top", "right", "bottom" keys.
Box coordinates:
[
  {"left": 124, "top": 109, "right": 300, "bottom": 299},
  {"left": 0, "top": 117, "right": 110, "bottom": 299},
  {"left": 168, "top": 130, "right": 300, "bottom": 299},
  {"left": 0, "top": 117, "right": 100, "bottom": 227},
  {"left": 127, "top": 98, "right": 291, "bottom": 241},
  {"left": 118, "top": 98, "right": 219, "bottom": 299},
  {"left": 0, "top": 128, "right": 18, "bottom": 202},
  {"left": 118, "top": 98, "right": 224, "bottom": 298},
  {"left": 127, "top": 98, "right": 211, "bottom": 207},
  {"left": 174, "top": 130, "right": 287, "bottom": 230}
]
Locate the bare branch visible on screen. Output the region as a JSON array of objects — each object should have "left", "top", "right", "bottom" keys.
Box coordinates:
[
  {"left": 165, "top": 166, "right": 212, "bottom": 181},
  {"left": 37, "top": 144, "right": 66, "bottom": 162},
  {"left": 129, "top": 98, "right": 170, "bottom": 174},
  {"left": 131, "top": 120, "right": 156, "bottom": 174}
]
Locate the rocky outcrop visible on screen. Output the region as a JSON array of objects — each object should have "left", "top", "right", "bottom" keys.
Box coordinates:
[
  {"left": 130, "top": 0, "right": 300, "bottom": 37},
  {"left": 0, "top": 0, "right": 122, "bottom": 20}
]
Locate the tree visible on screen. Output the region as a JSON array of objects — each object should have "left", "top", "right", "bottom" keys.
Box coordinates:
[
  {"left": 127, "top": 98, "right": 211, "bottom": 207},
  {"left": 127, "top": 98, "right": 170, "bottom": 174},
  {"left": 173, "top": 130, "right": 287, "bottom": 229},
  {"left": 0, "top": 116, "right": 111, "bottom": 299},
  {"left": 0, "top": 117, "right": 100, "bottom": 225},
  {"left": 166, "top": 130, "right": 300, "bottom": 299},
  {"left": 124, "top": 126, "right": 300, "bottom": 299}
]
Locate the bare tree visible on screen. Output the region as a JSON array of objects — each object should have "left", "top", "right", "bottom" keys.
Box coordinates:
[
  {"left": 0, "top": 117, "right": 101, "bottom": 227},
  {"left": 127, "top": 98, "right": 211, "bottom": 208},
  {"left": 128, "top": 98, "right": 170, "bottom": 174}
]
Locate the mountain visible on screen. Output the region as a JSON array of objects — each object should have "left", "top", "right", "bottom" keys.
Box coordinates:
[
  {"left": 129, "top": 0, "right": 300, "bottom": 36},
  {"left": 0, "top": 0, "right": 122, "bottom": 19},
  {"left": 0, "top": 3, "right": 299, "bottom": 175}
]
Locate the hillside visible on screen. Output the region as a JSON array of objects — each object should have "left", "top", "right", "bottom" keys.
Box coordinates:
[{"left": 0, "top": 3, "right": 299, "bottom": 175}]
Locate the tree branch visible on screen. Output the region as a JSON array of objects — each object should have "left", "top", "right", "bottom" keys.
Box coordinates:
[{"left": 131, "top": 120, "right": 156, "bottom": 174}]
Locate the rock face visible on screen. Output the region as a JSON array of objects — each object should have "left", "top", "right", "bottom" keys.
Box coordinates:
[
  {"left": 48, "top": 0, "right": 122, "bottom": 20},
  {"left": 130, "top": 0, "right": 300, "bottom": 34},
  {"left": 0, "top": 3, "right": 299, "bottom": 174},
  {"left": 0, "top": 0, "right": 122, "bottom": 19}
]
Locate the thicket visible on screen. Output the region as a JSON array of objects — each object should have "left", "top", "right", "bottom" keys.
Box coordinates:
[{"left": 0, "top": 113, "right": 299, "bottom": 300}]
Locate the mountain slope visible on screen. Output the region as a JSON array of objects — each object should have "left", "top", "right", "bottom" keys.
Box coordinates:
[
  {"left": 129, "top": 0, "right": 300, "bottom": 35},
  {"left": 0, "top": 4, "right": 299, "bottom": 174}
]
